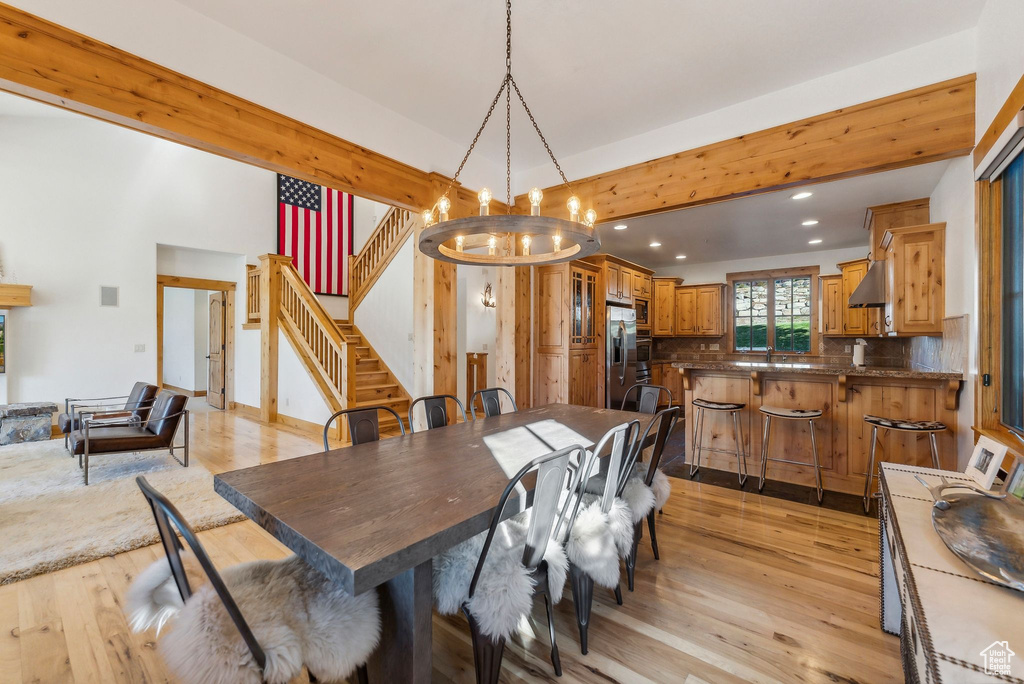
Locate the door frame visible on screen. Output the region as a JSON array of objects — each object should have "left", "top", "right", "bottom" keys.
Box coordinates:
[{"left": 156, "top": 275, "right": 236, "bottom": 408}]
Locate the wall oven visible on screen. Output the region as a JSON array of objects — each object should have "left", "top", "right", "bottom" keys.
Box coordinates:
[{"left": 636, "top": 336, "right": 652, "bottom": 364}]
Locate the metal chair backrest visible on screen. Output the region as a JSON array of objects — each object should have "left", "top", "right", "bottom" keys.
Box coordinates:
[
  {"left": 469, "top": 387, "right": 518, "bottom": 419},
  {"left": 408, "top": 394, "right": 468, "bottom": 432},
  {"left": 468, "top": 445, "right": 586, "bottom": 599},
  {"left": 622, "top": 383, "right": 673, "bottom": 415},
  {"left": 576, "top": 421, "right": 639, "bottom": 516},
  {"left": 135, "top": 476, "right": 266, "bottom": 672},
  {"left": 622, "top": 406, "right": 679, "bottom": 493},
  {"left": 323, "top": 405, "right": 405, "bottom": 451}
]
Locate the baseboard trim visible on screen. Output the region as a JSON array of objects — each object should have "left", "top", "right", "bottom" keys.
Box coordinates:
[
  {"left": 160, "top": 383, "right": 207, "bottom": 398},
  {"left": 229, "top": 402, "right": 325, "bottom": 440}
]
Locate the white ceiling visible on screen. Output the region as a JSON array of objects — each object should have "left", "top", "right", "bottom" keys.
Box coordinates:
[
  {"left": 171, "top": 0, "right": 985, "bottom": 170},
  {"left": 596, "top": 160, "right": 952, "bottom": 269},
  {"left": 0, "top": 91, "right": 76, "bottom": 118}
]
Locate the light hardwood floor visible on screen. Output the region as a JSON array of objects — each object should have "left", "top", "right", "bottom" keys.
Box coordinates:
[{"left": 0, "top": 403, "right": 901, "bottom": 683}]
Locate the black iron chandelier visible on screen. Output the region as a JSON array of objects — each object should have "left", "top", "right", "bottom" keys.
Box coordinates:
[{"left": 417, "top": 0, "right": 601, "bottom": 266}]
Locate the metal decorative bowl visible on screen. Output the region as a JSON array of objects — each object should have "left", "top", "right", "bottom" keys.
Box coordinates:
[{"left": 932, "top": 493, "right": 1024, "bottom": 591}]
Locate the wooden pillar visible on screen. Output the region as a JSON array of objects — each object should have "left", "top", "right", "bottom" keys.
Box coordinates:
[
  {"left": 258, "top": 254, "right": 290, "bottom": 423},
  {"left": 412, "top": 220, "right": 434, "bottom": 429},
  {"left": 433, "top": 260, "right": 457, "bottom": 398},
  {"left": 496, "top": 244, "right": 533, "bottom": 407}
]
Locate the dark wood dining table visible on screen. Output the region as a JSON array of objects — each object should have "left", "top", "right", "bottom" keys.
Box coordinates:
[{"left": 214, "top": 403, "right": 654, "bottom": 683}]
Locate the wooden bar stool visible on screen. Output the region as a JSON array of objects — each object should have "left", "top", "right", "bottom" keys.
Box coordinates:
[
  {"left": 861, "top": 414, "right": 946, "bottom": 513},
  {"left": 689, "top": 398, "right": 748, "bottom": 485},
  {"left": 757, "top": 405, "right": 824, "bottom": 504}
]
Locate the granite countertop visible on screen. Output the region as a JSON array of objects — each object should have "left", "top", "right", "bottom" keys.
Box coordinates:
[{"left": 662, "top": 360, "right": 963, "bottom": 381}]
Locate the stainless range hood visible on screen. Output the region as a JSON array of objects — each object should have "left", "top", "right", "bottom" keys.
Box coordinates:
[{"left": 848, "top": 260, "right": 886, "bottom": 308}]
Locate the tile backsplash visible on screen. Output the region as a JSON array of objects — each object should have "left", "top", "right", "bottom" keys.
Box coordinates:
[{"left": 653, "top": 334, "right": 909, "bottom": 367}]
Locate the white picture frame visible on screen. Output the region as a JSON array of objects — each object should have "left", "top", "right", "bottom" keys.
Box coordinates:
[{"left": 966, "top": 436, "right": 1008, "bottom": 490}]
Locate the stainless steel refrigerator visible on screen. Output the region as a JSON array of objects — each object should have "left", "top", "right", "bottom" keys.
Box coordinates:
[{"left": 606, "top": 305, "right": 639, "bottom": 409}]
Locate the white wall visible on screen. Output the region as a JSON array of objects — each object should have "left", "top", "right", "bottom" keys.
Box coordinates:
[
  {"left": 656, "top": 245, "right": 870, "bottom": 284},
  {"left": 193, "top": 290, "right": 209, "bottom": 391},
  {"left": 353, "top": 239, "right": 415, "bottom": 391},
  {"left": 975, "top": 0, "right": 1024, "bottom": 148},
  {"left": 161, "top": 287, "right": 197, "bottom": 391},
  {"left": 457, "top": 266, "right": 498, "bottom": 405}
]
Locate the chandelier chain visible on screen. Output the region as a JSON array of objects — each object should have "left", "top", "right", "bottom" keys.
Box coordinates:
[
  {"left": 509, "top": 76, "right": 573, "bottom": 192},
  {"left": 443, "top": 76, "right": 508, "bottom": 202},
  {"left": 506, "top": 73, "right": 512, "bottom": 213}
]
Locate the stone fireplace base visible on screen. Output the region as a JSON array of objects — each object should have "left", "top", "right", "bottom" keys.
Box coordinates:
[{"left": 0, "top": 402, "right": 58, "bottom": 445}]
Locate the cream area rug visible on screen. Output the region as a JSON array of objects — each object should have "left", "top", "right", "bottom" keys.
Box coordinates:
[{"left": 0, "top": 439, "right": 245, "bottom": 584}]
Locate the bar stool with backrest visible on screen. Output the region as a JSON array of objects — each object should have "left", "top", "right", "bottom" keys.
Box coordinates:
[
  {"left": 621, "top": 383, "right": 672, "bottom": 414},
  {"left": 758, "top": 405, "right": 825, "bottom": 504},
  {"left": 132, "top": 476, "right": 378, "bottom": 684},
  {"left": 469, "top": 387, "right": 518, "bottom": 418},
  {"left": 861, "top": 414, "right": 946, "bottom": 513},
  {"left": 689, "top": 398, "right": 749, "bottom": 486},
  {"left": 407, "top": 394, "right": 468, "bottom": 432},
  {"left": 322, "top": 405, "right": 406, "bottom": 451}
]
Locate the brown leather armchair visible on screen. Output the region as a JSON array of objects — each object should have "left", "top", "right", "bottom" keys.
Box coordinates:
[
  {"left": 68, "top": 390, "right": 189, "bottom": 485},
  {"left": 59, "top": 382, "right": 158, "bottom": 452}
]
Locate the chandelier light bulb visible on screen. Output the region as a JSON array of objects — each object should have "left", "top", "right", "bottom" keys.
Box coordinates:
[
  {"left": 521, "top": 234, "right": 532, "bottom": 256},
  {"left": 528, "top": 187, "right": 543, "bottom": 216},
  {"left": 478, "top": 187, "right": 492, "bottom": 216},
  {"left": 584, "top": 209, "right": 597, "bottom": 227},
  {"left": 437, "top": 196, "right": 451, "bottom": 222},
  {"left": 488, "top": 234, "right": 497, "bottom": 256},
  {"left": 567, "top": 195, "right": 581, "bottom": 221},
  {"left": 552, "top": 234, "right": 562, "bottom": 251},
  {"left": 455, "top": 235, "right": 465, "bottom": 253},
  {"left": 421, "top": 209, "right": 434, "bottom": 227}
]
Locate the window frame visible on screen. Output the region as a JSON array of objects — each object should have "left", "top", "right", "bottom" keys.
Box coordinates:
[{"left": 727, "top": 266, "right": 820, "bottom": 355}]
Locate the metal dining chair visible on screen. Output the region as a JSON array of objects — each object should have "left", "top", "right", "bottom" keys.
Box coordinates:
[
  {"left": 621, "top": 383, "right": 673, "bottom": 414},
  {"left": 469, "top": 387, "right": 518, "bottom": 419},
  {"left": 566, "top": 420, "right": 638, "bottom": 654},
  {"left": 445, "top": 444, "right": 586, "bottom": 683},
  {"left": 323, "top": 405, "right": 405, "bottom": 451},
  {"left": 408, "top": 394, "right": 468, "bottom": 432},
  {"left": 134, "top": 476, "right": 373, "bottom": 684},
  {"left": 622, "top": 405, "right": 679, "bottom": 590}
]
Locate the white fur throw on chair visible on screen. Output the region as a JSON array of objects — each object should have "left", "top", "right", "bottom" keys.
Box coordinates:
[
  {"left": 432, "top": 518, "right": 568, "bottom": 640},
  {"left": 585, "top": 464, "right": 671, "bottom": 523},
  {"left": 567, "top": 495, "right": 635, "bottom": 587},
  {"left": 126, "top": 554, "right": 381, "bottom": 684}
]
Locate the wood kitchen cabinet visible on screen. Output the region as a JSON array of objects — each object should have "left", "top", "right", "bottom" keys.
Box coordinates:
[
  {"left": 675, "top": 287, "right": 696, "bottom": 335},
  {"left": 838, "top": 258, "right": 871, "bottom": 336},
  {"left": 632, "top": 271, "right": 652, "bottom": 299},
  {"left": 674, "top": 284, "right": 724, "bottom": 336},
  {"left": 605, "top": 261, "right": 622, "bottom": 302},
  {"left": 881, "top": 223, "right": 945, "bottom": 336},
  {"left": 584, "top": 255, "right": 653, "bottom": 306},
  {"left": 534, "top": 260, "right": 602, "bottom": 406},
  {"left": 652, "top": 277, "right": 680, "bottom": 336},
  {"left": 820, "top": 274, "right": 843, "bottom": 335}
]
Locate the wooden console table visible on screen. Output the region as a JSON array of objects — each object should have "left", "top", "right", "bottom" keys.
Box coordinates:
[{"left": 879, "top": 463, "right": 1023, "bottom": 682}]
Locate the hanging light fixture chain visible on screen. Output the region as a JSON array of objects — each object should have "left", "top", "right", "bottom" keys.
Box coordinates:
[
  {"left": 509, "top": 76, "right": 573, "bottom": 193},
  {"left": 442, "top": 76, "right": 509, "bottom": 202}
]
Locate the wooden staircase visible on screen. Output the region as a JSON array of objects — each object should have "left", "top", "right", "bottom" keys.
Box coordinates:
[
  {"left": 334, "top": 319, "right": 411, "bottom": 429},
  {"left": 247, "top": 254, "right": 411, "bottom": 436},
  {"left": 347, "top": 207, "right": 419, "bottom": 313}
]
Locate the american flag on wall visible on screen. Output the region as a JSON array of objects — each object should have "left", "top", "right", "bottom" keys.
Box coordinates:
[{"left": 277, "top": 173, "right": 354, "bottom": 296}]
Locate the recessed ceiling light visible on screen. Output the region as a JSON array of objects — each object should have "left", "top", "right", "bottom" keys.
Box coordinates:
[
  {"left": 808, "top": 239, "right": 823, "bottom": 245},
  {"left": 675, "top": 255, "right": 686, "bottom": 260},
  {"left": 649, "top": 242, "right": 661, "bottom": 248},
  {"left": 802, "top": 219, "right": 819, "bottom": 226},
  {"left": 792, "top": 191, "right": 813, "bottom": 200},
  {"left": 613, "top": 224, "right": 628, "bottom": 231}
]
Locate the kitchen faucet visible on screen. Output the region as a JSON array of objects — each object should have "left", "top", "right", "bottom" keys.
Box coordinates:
[{"left": 765, "top": 346, "right": 773, "bottom": 363}]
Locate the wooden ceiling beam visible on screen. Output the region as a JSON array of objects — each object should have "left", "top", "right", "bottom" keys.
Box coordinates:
[
  {"left": 0, "top": 2, "right": 499, "bottom": 215},
  {"left": 515, "top": 75, "right": 976, "bottom": 221}
]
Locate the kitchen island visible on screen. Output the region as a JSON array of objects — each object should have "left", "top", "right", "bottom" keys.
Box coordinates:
[{"left": 651, "top": 360, "right": 963, "bottom": 496}]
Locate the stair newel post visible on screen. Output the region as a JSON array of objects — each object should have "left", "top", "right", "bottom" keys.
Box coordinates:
[
  {"left": 258, "top": 254, "right": 291, "bottom": 423},
  {"left": 341, "top": 339, "right": 356, "bottom": 443}
]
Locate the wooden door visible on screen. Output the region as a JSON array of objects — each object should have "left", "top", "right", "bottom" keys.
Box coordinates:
[
  {"left": 605, "top": 262, "right": 621, "bottom": 301},
  {"left": 675, "top": 287, "right": 696, "bottom": 335},
  {"left": 207, "top": 292, "right": 226, "bottom": 409},
  {"left": 840, "top": 259, "right": 869, "bottom": 335},
  {"left": 568, "top": 350, "right": 599, "bottom": 407},
  {"left": 695, "top": 286, "right": 722, "bottom": 335},
  {"left": 618, "top": 267, "right": 633, "bottom": 305},
  {"left": 821, "top": 275, "right": 843, "bottom": 335},
  {"left": 891, "top": 225, "right": 945, "bottom": 335},
  {"left": 653, "top": 279, "right": 676, "bottom": 336}
]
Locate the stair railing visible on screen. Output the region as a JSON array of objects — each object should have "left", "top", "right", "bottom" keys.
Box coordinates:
[
  {"left": 246, "top": 264, "right": 261, "bottom": 324},
  {"left": 348, "top": 207, "right": 416, "bottom": 312}
]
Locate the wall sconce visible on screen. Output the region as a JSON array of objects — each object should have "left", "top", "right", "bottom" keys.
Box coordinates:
[{"left": 481, "top": 283, "right": 496, "bottom": 309}]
